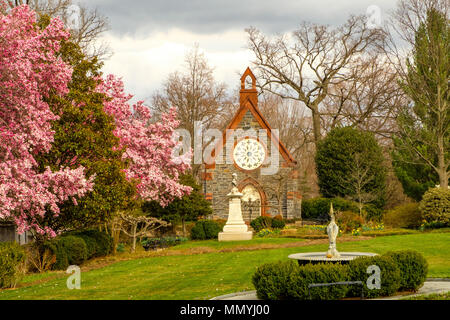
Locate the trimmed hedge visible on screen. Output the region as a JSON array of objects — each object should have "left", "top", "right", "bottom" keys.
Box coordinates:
[
  {"left": 190, "top": 220, "right": 222, "bottom": 240},
  {"left": 301, "top": 197, "right": 360, "bottom": 220},
  {"left": 59, "top": 236, "right": 88, "bottom": 265},
  {"left": 69, "top": 229, "right": 113, "bottom": 257},
  {"left": 347, "top": 255, "right": 401, "bottom": 298},
  {"left": 252, "top": 260, "right": 300, "bottom": 300},
  {"left": 288, "top": 263, "right": 350, "bottom": 300},
  {"left": 271, "top": 216, "right": 286, "bottom": 229},
  {"left": 250, "top": 216, "right": 285, "bottom": 232},
  {"left": 419, "top": 187, "right": 450, "bottom": 226},
  {"left": 141, "top": 236, "right": 188, "bottom": 250},
  {"left": 252, "top": 260, "right": 349, "bottom": 300},
  {"left": 382, "top": 250, "right": 428, "bottom": 291},
  {"left": 250, "top": 216, "right": 272, "bottom": 232},
  {"left": 43, "top": 229, "right": 113, "bottom": 270},
  {"left": 42, "top": 239, "right": 69, "bottom": 270},
  {"left": 252, "top": 250, "right": 425, "bottom": 300},
  {"left": 0, "top": 242, "right": 26, "bottom": 289},
  {"left": 383, "top": 203, "right": 423, "bottom": 229}
]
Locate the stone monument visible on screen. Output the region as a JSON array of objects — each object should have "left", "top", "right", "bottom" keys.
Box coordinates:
[
  {"left": 326, "top": 203, "right": 341, "bottom": 258},
  {"left": 218, "top": 173, "right": 253, "bottom": 241}
]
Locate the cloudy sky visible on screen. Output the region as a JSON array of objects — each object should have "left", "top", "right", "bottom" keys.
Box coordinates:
[{"left": 78, "top": 0, "right": 397, "bottom": 103}]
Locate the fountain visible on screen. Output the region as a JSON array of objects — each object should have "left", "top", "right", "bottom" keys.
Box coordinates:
[{"left": 288, "top": 203, "right": 377, "bottom": 265}]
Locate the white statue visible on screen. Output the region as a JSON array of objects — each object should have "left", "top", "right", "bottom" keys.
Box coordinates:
[
  {"left": 326, "top": 203, "right": 340, "bottom": 258},
  {"left": 232, "top": 173, "right": 238, "bottom": 188}
]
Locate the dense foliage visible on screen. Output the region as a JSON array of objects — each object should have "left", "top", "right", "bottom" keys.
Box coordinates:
[
  {"left": 42, "top": 229, "right": 113, "bottom": 270},
  {"left": 190, "top": 220, "right": 222, "bottom": 240},
  {"left": 336, "top": 211, "right": 365, "bottom": 233},
  {"left": 97, "top": 76, "right": 192, "bottom": 206},
  {"left": 250, "top": 216, "right": 286, "bottom": 232},
  {"left": 301, "top": 197, "right": 360, "bottom": 221},
  {"left": 35, "top": 19, "right": 136, "bottom": 233},
  {"left": 419, "top": 187, "right": 450, "bottom": 226},
  {"left": 383, "top": 250, "right": 428, "bottom": 291},
  {"left": 141, "top": 236, "right": 188, "bottom": 250},
  {"left": 346, "top": 255, "right": 401, "bottom": 298},
  {"left": 252, "top": 250, "right": 426, "bottom": 300},
  {"left": 383, "top": 203, "right": 423, "bottom": 229},
  {"left": 143, "top": 175, "right": 212, "bottom": 235},
  {"left": 394, "top": 8, "right": 449, "bottom": 193},
  {"left": 1, "top": 5, "right": 192, "bottom": 238},
  {"left": 0, "top": 242, "right": 26, "bottom": 288},
  {"left": 315, "top": 127, "right": 386, "bottom": 210},
  {"left": 0, "top": 5, "right": 94, "bottom": 237},
  {"left": 392, "top": 154, "right": 438, "bottom": 201}
]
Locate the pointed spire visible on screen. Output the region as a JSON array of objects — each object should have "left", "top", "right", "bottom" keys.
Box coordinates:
[{"left": 239, "top": 67, "right": 258, "bottom": 108}]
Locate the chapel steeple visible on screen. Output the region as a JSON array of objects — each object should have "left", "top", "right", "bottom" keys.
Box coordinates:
[{"left": 239, "top": 67, "right": 258, "bottom": 108}]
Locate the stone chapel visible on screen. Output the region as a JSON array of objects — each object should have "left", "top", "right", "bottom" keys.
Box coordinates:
[{"left": 202, "top": 67, "right": 302, "bottom": 221}]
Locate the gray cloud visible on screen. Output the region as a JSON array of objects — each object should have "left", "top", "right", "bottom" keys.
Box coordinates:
[{"left": 78, "top": 0, "right": 397, "bottom": 37}]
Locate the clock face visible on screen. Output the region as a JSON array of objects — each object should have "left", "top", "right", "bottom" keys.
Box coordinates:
[{"left": 233, "top": 138, "right": 266, "bottom": 170}]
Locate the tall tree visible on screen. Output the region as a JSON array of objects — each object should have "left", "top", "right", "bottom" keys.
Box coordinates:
[
  {"left": 35, "top": 15, "right": 136, "bottom": 233},
  {"left": 321, "top": 55, "right": 405, "bottom": 141},
  {"left": 316, "top": 127, "right": 386, "bottom": 209},
  {"left": 246, "top": 15, "right": 385, "bottom": 147},
  {"left": 394, "top": 8, "right": 449, "bottom": 190},
  {"left": 152, "top": 45, "right": 234, "bottom": 178},
  {"left": 0, "top": 5, "right": 94, "bottom": 237},
  {"left": 98, "top": 75, "right": 193, "bottom": 206}
]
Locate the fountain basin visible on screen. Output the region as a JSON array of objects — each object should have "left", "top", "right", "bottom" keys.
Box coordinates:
[{"left": 288, "top": 252, "right": 377, "bottom": 266}]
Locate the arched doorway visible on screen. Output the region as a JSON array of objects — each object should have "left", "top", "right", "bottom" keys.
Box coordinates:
[
  {"left": 238, "top": 178, "right": 267, "bottom": 221},
  {"left": 241, "top": 184, "right": 261, "bottom": 221}
]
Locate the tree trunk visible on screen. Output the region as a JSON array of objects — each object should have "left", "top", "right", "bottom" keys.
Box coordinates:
[
  {"left": 311, "top": 107, "right": 322, "bottom": 146},
  {"left": 111, "top": 219, "right": 122, "bottom": 255},
  {"left": 131, "top": 223, "right": 137, "bottom": 253},
  {"left": 182, "top": 219, "right": 186, "bottom": 237},
  {"left": 437, "top": 135, "right": 448, "bottom": 189}
]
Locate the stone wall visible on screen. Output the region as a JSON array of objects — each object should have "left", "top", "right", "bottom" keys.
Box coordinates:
[{"left": 204, "top": 110, "right": 302, "bottom": 221}]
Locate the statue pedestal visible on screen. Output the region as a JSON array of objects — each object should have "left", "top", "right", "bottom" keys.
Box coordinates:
[{"left": 218, "top": 188, "right": 253, "bottom": 241}]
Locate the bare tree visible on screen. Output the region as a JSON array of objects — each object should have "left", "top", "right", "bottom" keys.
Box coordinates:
[
  {"left": 264, "top": 172, "right": 291, "bottom": 217},
  {"left": 321, "top": 55, "right": 406, "bottom": 142},
  {"left": 118, "top": 213, "right": 168, "bottom": 253},
  {"left": 152, "top": 45, "right": 235, "bottom": 178},
  {"left": 258, "top": 93, "right": 313, "bottom": 158},
  {"left": 390, "top": 0, "right": 449, "bottom": 46},
  {"left": 4, "top": 0, "right": 111, "bottom": 60},
  {"left": 337, "top": 153, "right": 379, "bottom": 217},
  {"left": 246, "top": 15, "right": 386, "bottom": 147}
]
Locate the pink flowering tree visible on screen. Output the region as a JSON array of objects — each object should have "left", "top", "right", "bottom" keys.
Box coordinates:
[
  {"left": 97, "top": 75, "right": 192, "bottom": 206},
  {"left": 0, "top": 5, "right": 94, "bottom": 237}
]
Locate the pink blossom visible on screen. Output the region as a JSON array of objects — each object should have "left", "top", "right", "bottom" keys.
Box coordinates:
[
  {"left": 0, "top": 5, "right": 94, "bottom": 237},
  {"left": 97, "top": 75, "right": 192, "bottom": 206}
]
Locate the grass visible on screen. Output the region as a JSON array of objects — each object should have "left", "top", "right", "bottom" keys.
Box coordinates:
[{"left": 0, "top": 232, "right": 449, "bottom": 300}]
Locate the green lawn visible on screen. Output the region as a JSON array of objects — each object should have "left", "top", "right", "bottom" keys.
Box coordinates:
[{"left": 0, "top": 232, "right": 449, "bottom": 300}]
